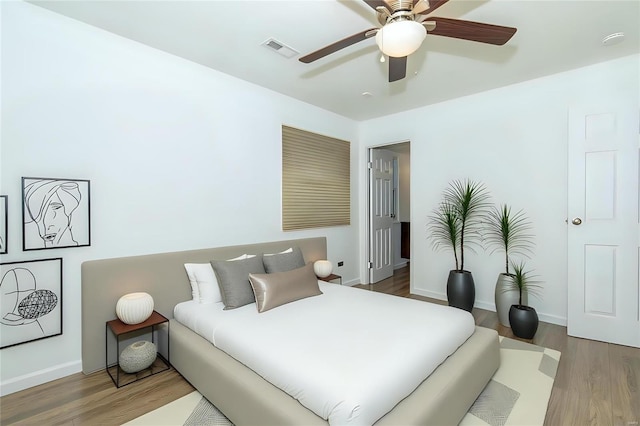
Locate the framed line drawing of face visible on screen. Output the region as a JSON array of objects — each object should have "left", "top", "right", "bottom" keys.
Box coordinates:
[
  {"left": 22, "top": 177, "right": 91, "bottom": 251},
  {"left": 0, "top": 258, "right": 63, "bottom": 349},
  {"left": 0, "top": 195, "right": 7, "bottom": 255}
]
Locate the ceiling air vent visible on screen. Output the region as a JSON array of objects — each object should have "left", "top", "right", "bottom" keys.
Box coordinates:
[{"left": 262, "top": 38, "right": 298, "bottom": 59}]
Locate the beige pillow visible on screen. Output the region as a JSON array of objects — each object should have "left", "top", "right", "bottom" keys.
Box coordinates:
[{"left": 248, "top": 263, "right": 322, "bottom": 313}]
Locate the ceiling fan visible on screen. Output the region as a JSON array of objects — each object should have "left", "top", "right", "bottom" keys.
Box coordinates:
[{"left": 299, "top": 0, "right": 517, "bottom": 82}]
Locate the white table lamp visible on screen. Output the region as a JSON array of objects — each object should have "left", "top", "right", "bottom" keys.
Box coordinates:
[{"left": 313, "top": 260, "right": 333, "bottom": 278}]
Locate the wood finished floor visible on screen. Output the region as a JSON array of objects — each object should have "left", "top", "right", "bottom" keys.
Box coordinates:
[{"left": 1, "top": 265, "right": 638, "bottom": 425}]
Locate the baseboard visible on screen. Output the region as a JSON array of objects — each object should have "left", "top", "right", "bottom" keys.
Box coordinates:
[
  {"left": 412, "top": 288, "right": 447, "bottom": 302},
  {"left": 0, "top": 360, "right": 82, "bottom": 397},
  {"left": 473, "top": 299, "right": 496, "bottom": 313},
  {"left": 536, "top": 312, "right": 567, "bottom": 327},
  {"left": 342, "top": 278, "right": 359, "bottom": 287},
  {"left": 411, "top": 289, "right": 567, "bottom": 327},
  {"left": 393, "top": 260, "right": 409, "bottom": 269}
]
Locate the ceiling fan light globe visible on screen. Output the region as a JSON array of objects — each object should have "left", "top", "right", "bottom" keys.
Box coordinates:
[{"left": 375, "top": 20, "right": 426, "bottom": 57}]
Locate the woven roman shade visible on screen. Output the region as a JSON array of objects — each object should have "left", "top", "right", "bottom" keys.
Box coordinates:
[{"left": 282, "top": 125, "right": 350, "bottom": 231}]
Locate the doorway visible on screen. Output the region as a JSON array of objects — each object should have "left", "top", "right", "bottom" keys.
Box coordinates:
[{"left": 367, "top": 142, "right": 411, "bottom": 284}]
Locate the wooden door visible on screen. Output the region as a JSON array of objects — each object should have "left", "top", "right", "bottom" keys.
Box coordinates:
[{"left": 369, "top": 149, "right": 395, "bottom": 283}]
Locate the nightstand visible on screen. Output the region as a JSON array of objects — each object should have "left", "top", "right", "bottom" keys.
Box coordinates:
[
  {"left": 318, "top": 273, "right": 342, "bottom": 285},
  {"left": 105, "top": 310, "right": 170, "bottom": 388}
]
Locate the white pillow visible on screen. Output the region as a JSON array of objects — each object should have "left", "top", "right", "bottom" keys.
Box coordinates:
[
  {"left": 264, "top": 247, "right": 293, "bottom": 256},
  {"left": 184, "top": 263, "right": 221, "bottom": 304},
  {"left": 184, "top": 264, "right": 201, "bottom": 301},
  {"left": 228, "top": 254, "right": 256, "bottom": 261}
]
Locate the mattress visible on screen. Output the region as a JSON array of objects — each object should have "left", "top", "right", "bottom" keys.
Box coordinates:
[{"left": 174, "top": 282, "right": 475, "bottom": 425}]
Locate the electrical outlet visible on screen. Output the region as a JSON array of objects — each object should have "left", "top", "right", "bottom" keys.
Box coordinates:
[{"left": 337, "top": 261, "right": 344, "bottom": 267}]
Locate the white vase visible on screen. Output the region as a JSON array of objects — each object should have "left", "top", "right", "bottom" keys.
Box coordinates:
[
  {"left": 313, "top": 260, "right": 333, "bottom": 278},
  {"left": 116, "top": 292, "right": 154, "bottom": 325},
  {"left": 119, "top": 340, "right": 157, "bottom": 373}
]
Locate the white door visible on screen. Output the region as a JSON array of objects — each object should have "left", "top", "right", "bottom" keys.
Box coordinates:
[
  {"left": 567, "top": 102, "right": 640, "bottom": 348},
  {"left": 369, "top": 149, "right": 395, "bottom": 283}
]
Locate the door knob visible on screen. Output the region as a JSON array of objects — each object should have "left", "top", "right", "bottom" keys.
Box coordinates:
[{"left": 572, "top": 217, "right": 582, "bottom": 225}]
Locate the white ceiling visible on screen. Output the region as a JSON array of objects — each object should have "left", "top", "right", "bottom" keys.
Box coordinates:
[{"left": 29, "top": 0, "right": 640, "bottom": 121}]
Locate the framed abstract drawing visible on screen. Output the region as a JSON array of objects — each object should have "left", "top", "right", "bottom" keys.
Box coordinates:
[
  {"left": 0, "top": 258, "right": 63, "bottom": 349},
  {"left": 0, "top": 195, "right": 6, "bottom": 254},
  {"left": 22, "top": 177, "right": 91, "bottom": 251}
]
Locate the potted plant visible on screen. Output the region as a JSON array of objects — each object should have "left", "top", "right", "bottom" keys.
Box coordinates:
[
  {"left": 428, "top": 179, "right": 490, "bottom": 312},
  {"left": 485, "top": 204, "right": 535, "bottom": 327},
  {"left": 507, "top": 260, "right": 543, "bottom": 339}
]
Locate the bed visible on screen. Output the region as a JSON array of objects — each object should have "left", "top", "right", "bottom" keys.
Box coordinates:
[{"left": 81, "top": 237, "right": 499, "bottom": 425}]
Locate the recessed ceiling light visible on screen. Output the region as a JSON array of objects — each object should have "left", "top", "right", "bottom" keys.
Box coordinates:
[
  {"left": 362, "top": 92, "right": 373, "bottom": 97},
  {"left": 602, "top": 32, "right": 625, "bottom": 46}
]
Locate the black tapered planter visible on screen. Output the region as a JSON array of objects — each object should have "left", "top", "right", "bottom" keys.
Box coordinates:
[
  {"left": 446, "top": 270, "right": 475, "bottom": 312},
  {"left": 509, "top": 305, "right": 539, "bottom": 339}
]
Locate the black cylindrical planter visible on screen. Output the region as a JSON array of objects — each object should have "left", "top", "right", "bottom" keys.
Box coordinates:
[
  {"left": 446, "top": 270, "right": 475, "bottom": 312},
  {"left": 509, "top": 305, "right": 539, "bottom": 339}
]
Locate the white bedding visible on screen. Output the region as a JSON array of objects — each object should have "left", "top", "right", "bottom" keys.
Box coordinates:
[{"left": 174, "top": 282, "right": 475, "bottom": 425}]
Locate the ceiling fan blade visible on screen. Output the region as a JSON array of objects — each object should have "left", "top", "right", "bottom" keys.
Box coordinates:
[
  {"left": 299, "top": 28, "right": 378, "bottom": 63},
  {"left": 389, "top": 56, "right": 407, "bottom": 82},
  {"left": 411, "top": 0, "right": 430, "bottom": 14},
  {"left": 425, "top": 17, "right": 517, "bottom": 45},
  {"left": 363, "top": 0, "right": 390, "bottom": 12},
  {"left": 417, "top": 0, "right": 449, "bottom": 15}
]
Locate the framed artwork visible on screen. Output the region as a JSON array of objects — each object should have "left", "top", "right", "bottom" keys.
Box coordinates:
[
  {"left": 22, "top": 177, "right": 91, "bottom": 251},
  {"left": 0, "top": 195, "right": 6, "bottom": 254},
  {"left": 0, "top": 258, "right": 63, "bottom": 349}
]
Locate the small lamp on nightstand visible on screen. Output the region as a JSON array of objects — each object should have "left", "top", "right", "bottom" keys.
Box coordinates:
[
  {"left": 313, "top": 260, "right": 333, "bottom": 278},
  {"left": 116, "top": 292, "right": 154, "bottom": 325}
]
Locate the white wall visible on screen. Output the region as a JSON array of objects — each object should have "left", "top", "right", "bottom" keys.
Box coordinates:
[
  {"left": 397, "top": 149, "right": 410, "bottom": 223},
  {"left": 359, "top": 54, "right": 639, "bottom": 327},
  {"left": 0, "top": 1, "right": 359, "bottom": 395}
]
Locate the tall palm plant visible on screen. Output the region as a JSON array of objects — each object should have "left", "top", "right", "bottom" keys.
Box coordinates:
[
  {"left": 485, "top": 204, "right": 535, "bottom": 275},
  {"left": 428, "top": 179, "right": 491, "bottom": 272},
  {"left": 429, "top": 201, "right": 461, "bottom": 270}
]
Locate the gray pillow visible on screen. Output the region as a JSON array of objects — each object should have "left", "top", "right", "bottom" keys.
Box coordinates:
[
  {"left": 249, "top": 263, "right": 322, "bottom": 313},
  {"left": 262, "top": 246, "right": 305, "bottom": 273},
  {"left": 211, "top": 255, "right": 265, "bottom": 310}
]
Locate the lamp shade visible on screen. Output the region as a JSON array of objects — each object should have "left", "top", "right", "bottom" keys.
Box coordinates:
[
  {"left": 313, "top": 260, "right": 333, "bottom": 278},
  {"left": 375, "top": 20, "right": 426, "bottom": 57},
  {"left": 116, "top": 292, "right": 154, "bottom": 325}
]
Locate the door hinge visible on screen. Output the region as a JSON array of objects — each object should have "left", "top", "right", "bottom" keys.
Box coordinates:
[
  {"left": 367, "top": 161, "right": 373, "bottom": 169},
  {"left": 367, "top": 261, "right": 373, "bottom": 269}
]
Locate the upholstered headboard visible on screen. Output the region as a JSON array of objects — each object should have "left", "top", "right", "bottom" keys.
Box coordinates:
[{"left": 81, "top": 237, "right": 327, "bottom": 374}]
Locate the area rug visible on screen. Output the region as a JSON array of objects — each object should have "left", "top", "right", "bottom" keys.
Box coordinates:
[{"left": 125, "top": 336, "right": 560, "bottom": 426}]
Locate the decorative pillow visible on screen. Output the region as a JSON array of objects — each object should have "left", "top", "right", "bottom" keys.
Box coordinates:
[
  {"left": 211, "top": 255, "right": 266, "bottom": 310},
  {"left": 264, "top": 247, "right": 293, "bottom": 255},
  {"left": 184, "top": 256, "right": 256, "bottom": 304},
  {"left": 184, "top": 264, "right": 201, "bottom": 301},
  {"left": 184, "top": 263, "right": 221, "bottom": 304},
  {"left": 262, "top": 246, "right": 305, "bottom": 273},
  {"left": 228, "top": 254, "right": 257, "bottom": 261},
  {"left": 249, "top": 263, "right": 322, "bottom": 313}
]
